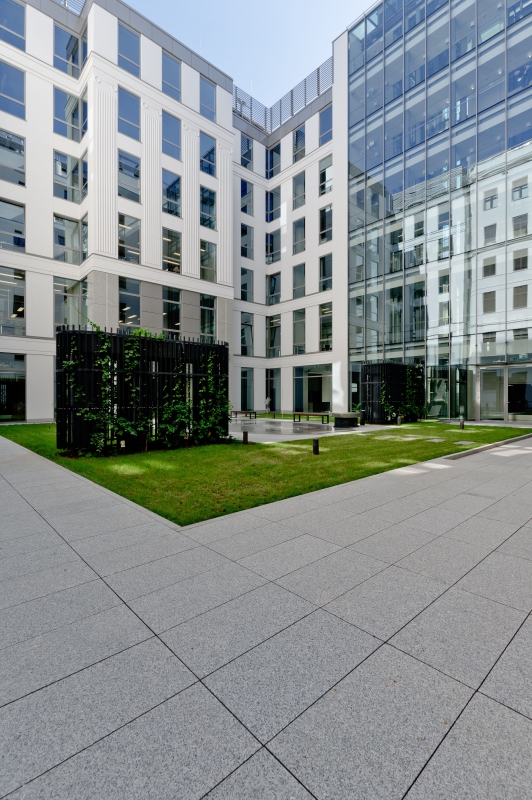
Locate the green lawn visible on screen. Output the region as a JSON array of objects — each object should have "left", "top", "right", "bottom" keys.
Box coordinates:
[{"left": 0, "top": 422, "right": 529, "bottom": 526}]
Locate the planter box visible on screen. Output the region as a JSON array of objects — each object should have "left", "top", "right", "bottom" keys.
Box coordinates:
[{"left": 334, "top": 412, "right": 363, "bottom": 428}]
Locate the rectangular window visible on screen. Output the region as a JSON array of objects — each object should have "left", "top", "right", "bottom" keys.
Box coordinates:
[
  {"left": 293, "top": 218, "right": 305, "bottom": 254},
  {"left": 241, "top": 224, "right": 254, "bottom": 259},
  {"left": 265, "top": 143, "right": 280, "bottom": 179},
  {"left": 265, "top": 230, "right": 281, "bottom": 264},
  {"left": 0, "top": 199, "right": 24, "bottom": 251},
  {"left": 438, "top": 272, "right": 449, "bottom": 294},
  {"left": 319, "top": 302, "right": 332, "bottom": 351},
  {"left": 162, "top": 53, "right": 181, "bottom": 102},
  {"left": 241, "top": 311, "right": 253, "bottom": 355},
  {"left": 265, "top": 187, "right": 281, "bottom": 222},
  {"left": 162, "top": 228, "right": 181, "bottom": 273},
  {"left": 200, "top": 76, "right": 216, "bottom": 121},
  {"left": 200, "top": 131, "right": 216, "bottom": 176},
  {"left": 293, "top": 263, "right": 305, "bottom": 299},
  {"left": 293, "top": 308, "right": 305, "bottom": 354},
  {"left": 513, "top": 181, "right": 529, "bottom": 200},
  {"left": 200, "top": 294, "right": 216, "bottom": 342},
  {"left": 483, "top": 260, "right": 496, "bottom": 277},
  {"left": 514, "top": 254, "right": 528, "bottom": 271},
  {"left": 266, "top": 272, "right": 281, "bottom": 305},
  {"left": 241, "top": 367, "right": 254, "bottom": 411},
  {"left": 241, "top": 179, "right": 253, "bottom": 215},
  {"left": 0, "top": 60, "right": 24, "bottom": 119},
  {"left": 162, "top": 169, "right": 181, "bottom": 217},
  {"left": 319, "top": 105, "right": 333, "bottom": 146},
  {"left": 200, "top": 240, "right": 216, "bottom": 282},
  {"left": 319, "top": 204, "right": 333, "bottom": 243},
  {"left": 319, "top": 155, "right": 332, "bottom": 195},
  {"left": 54, "top": 88, "right": 81, "bottom": 141},
  {"left": 162, "top": 111, "right": 181, "bottom": 159},
  {"left": 484, "top": 224, "right": 496, "bottom": 245},
  {"left": 241, "top": 268, "right": 253, "bottom": 302},
  {"left": 514, "top": 284, "right": 528, "bottom": 309},
  {"left": 53, "top": 216, "right": 82, "bottom": 264},
  {"left": 118, "top": 87, "right": 140, "bottom": 141},
  {"left": 81, "top": 25, "right": 87, "bottom": 68},
  {"left": 118, "top": 213, "right": 140, "bottom": 263},
  {"left": 118, "top": 150, "right": 140, "bottom": 203},
  {"left": 162, "top": 286, "right": 180, "bottom": 335},
  {"left": 293, "top": 172, "right": 305, "bottom": 209},
  {"left": 320, "top": 253, "right": 332, "bottom": 291},
  {"left": 200, "top": 186, "right": 216, "bottom": 229},
  {"left": 483, "top": 291, "right": 496, "bottom": 313},
  {"left": 483, "top": 331, "right": 496, "bottom": 343},
  {"left": 241, "top": 134, "right": 253, "bottom": 170},
  {"left": 0, "top": 265, "right": 24, "bottom": 336},
  {"left": 54, "top": 25, "right": 79, "bottom": 78},
  {"left": 54, "top": 277, "right": 88, "bottom": 327},
  {"left": 266, "top": 314, "right": 281, "bottom": 357},
  {"left": 0, "top": 0, "right": 24, "bottom": 50},
  {"left": 0, "top": 130, "right": 24, "bottom": 185},
  {"left": 484, "top": 192, "right": 498, "bottom": 210},
  {"left": 119, "top": 276, "right": 140, "bottom": 328},
  {"left": 54, "top": 151, "right": 87, "bottom": 203},
  {"left": 293, "top": 125, "right": 305, "bottom": 162},
  {"left": 514, "top": 328, "right": 528, "bottom": 340},
  {"left": 118, "top": 24, "right": 140, "bottom": 77},
  {"left": 513, "top": 214, "right": 528, "bottom": 237},
  {"left": 438, "top": 301, "right": 450, "bottom": 326}
]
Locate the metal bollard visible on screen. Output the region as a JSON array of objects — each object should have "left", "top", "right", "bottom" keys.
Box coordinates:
[
  {"left": 313, "top": 438, "right": 320, "bottom": 455},
  {"left": 243, "top": 431, "right": 249, "bottom": 444},
  {"left": 460, "top": 419, "right": 465, "bottom": 430}
]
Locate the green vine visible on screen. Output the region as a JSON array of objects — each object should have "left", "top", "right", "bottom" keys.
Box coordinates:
[{"left": 380, "top": 365, "right": 425, "bottom": 423}]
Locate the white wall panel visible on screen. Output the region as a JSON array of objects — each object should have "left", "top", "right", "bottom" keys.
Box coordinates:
[
  {"left": 93, "top": 79, "right": 118, "bottom": 256},
  {"left": 89, "top": 5, "right": 118, "bottom": 64},
  {"left": 182, "top": 125, "right": 200, "bottom": 277},
  {"left": 142, "top": 106, "right": 162, "bottom": 267},
  {"left": 217, "top": 143, "right": 233, "bottom": 286},
  {"left": 26, "top": 354, "right": 54, "bottom": 421},
  {"left": 141, "top": 36, "right": 161, "bottom": 90},
  {"left": 26, "top": 6, "right": 53, "bottom": 65},
  {"left": 26, "top": 272, "right": 54, "bottom": 338},
  {"left": 25, "top": 75, "right": 54, "bottom": 258},
  {"left": 181, "top": 63, "right": 199, "bottom": 113}
]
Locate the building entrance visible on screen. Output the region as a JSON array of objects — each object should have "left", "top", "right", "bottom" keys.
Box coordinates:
[{"left": 479, "top": 366, "right": 532, "bottom": 422}]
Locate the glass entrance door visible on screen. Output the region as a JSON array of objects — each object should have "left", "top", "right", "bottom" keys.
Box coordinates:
[
  {"left": 480, "top": 368, "right": 505, "bottom": 420},
  {"left": 508, "top": 367, "right": 532, "bottom": 421}
]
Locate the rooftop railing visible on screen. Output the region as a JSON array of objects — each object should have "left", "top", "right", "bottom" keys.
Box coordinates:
[{"left": 52, "top": 0, "right": 86, "bottom": 15}]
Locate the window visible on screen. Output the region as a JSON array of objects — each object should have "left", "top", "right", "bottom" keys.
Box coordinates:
[
  {"left": 118, "top": 151, "right": 140, "bottom": 202},
  {"left": 241, "top": 134, "right": 253, "bottom": 170},
  {"left": 293, "top": 218, "right": 305, "bottom": 254},
  {"left": 162, "top": 111, "right": 181, "bottom": 159},
  {"left": 118, "top": 214, "right": 140, "bottom": 263},
  {"left": 265, "top": 143, "right": 280, "bottom": 179},
  {"left": 118, "top": 88, "right": 140, "bottom": 141},
  {"left": 438, "top": 301, "right": 450, "bottom": 326},
  {"left": 483, "top": 331, "right": 496, "bottom": 343},
  {"left": 293, "top": 263, "right": 305, "bottom": 299},
  {"left": 200, "top": 132, "right": 216, "bottom": 176},
  {"left": 484, "top": 192, "right": 498, "bottom": 211},
  {"left": 54, "top": 26, "right": 79, "bottom": 77},
  {"left": 438, "top": 273, "right": 449, "bottom": 293},
  {"left": 200, "top": 76, "right": 216, "bottom": 121},
  {"left": 293, "top": 125, "right": 305, "bottom": 162},
  {"left": 514, "top": 284, "right": 528, "bottom": 309},
  {"left": 162, "top": 228, "right": 181, "bottom": 272},
  {"left": 265, "top": 187, "right": 280, "bottom": 222},
  {"left": 319, "top": 155, "right": 332, "bottom": 195},
  {"left": 293, "top": 172, "right": 305, "bottom": 209},
  {"left": 0, "top": 199, "right": 24, "bottom": 250},
  {"left": 54, "top": 88, "right": 83, "bottom": 141},
  {"left": 54, "top": 277, "right": 87, "bottom": 327},
  {"left": 266, "top": 314, "right": 281, "bottom": 357},
  {"left": 200, "top": 186, "right": 216, "bottom": 229},
  {"left": 162, "top": 286, "right": 180, "bottom": 335},
  {"left": 54, "top": 152, "right": 87, "bottom": 203},
  {"left": 293, "top": 309, "right": 305, "bottom": 354},
  {"left": 241, "top": 268, "right": 253, "bottom": 302},
  {"left": 513, "top": 181, "right": 529, "bottom": 200},
  {"left": 81, "top": 214, "right": 88, "bottom": 260},
  {"left": 241, "top": 311, "right": 253, "bottom": 355},
  {"left": 513, "top": 214, "right": 528, "bottom": 237},
  {"left": 514, "top": 328, "right": 528, "bottom": 340},
  {"left": 162, "top": 53, "right": 181, "bottom": 102},
  {"left": 0, "top": 130, "right": 24, "bottom": 185},
  {"left": 119, "top": 276, "right": 140, "bottom": 328},
  {"left": 483, "top": 260, "right": 496, "bottom": 277},
  {"left": 484, "top": 224, "right": 497, "bottom": 245},
  {"left": 0, "top": 60, "right": 24, "bottom": 118},
  {"left": 241, "top": 367, "right": 254, "bottom": 411},
  {"left": 0, "top": 265, "right": 24, "bottom": 336},
  {"left": 53, "top": 216, "right": 84, "bottom": 264},
  {"left": 200, "top": 294, "right": 216, "bottom": 342},
  {"left": 81, "top": 25, "right": 87, "bottom": 68},
  {"left": 319, "top": 204, "right": 333, "bottom": 243},
  {"left": 0, "top": 0, "right": 24, "bottom": 50},
  {"left": 241, "top": 224, "right": 253, "bottom": 259},
  {"left": 320, "top": 253, "right": 332, "bottom": 291},
  {"left": 319, "top": 105, "right": 333, "bottom": 146},
  {"left": 266, "top": 272, "right": 281, "bottom": 305},
  {"left": 162, "top": 170, "right": 181, "bottom": 217},
  {"left": 200, "top": 240, "right": 216, "bottom": 282},
  {"left": 265, "top": 230, "right": 281, "bottom": 264},
  {"left": 483, "top": 291, "right": 496, "bottom": 313},
  {"left": 118, "top": 24, "right": 139, "bottom": 77},
  {"left": 514, "top": 254, "right": 528, "bottom": 271},
  {"left": 319, "top": 302, "right": 332, "bottom": 351},
  {"left": 241, "top": 179, "right": 253, "bottom": 215}
]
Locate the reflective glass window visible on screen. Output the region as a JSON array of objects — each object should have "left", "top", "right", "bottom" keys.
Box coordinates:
[
  {"left": 162, "top": 228, "right": 181, "bottom": 272},
  {"left": 0, "top": 60, "right": 23, "bottom": 118},
  {"left": 118, "top": 87, "right": 140, "bottom": 140},
  {"left": 405, "top": 27, "right": 425, "bottom": 90},
  {"left": 162, "top": 110, "right": 181, "bottom": 159},
  {"left": 293, "top": 263, "right": 305, "bottom": 299},
  {"left": 54, "top": 88, "right": 80, "bottom": 141},
  {"left": 54, "top": 277, "right": 87, "bottom": 328},
  {"left": 200, "top": 294, "right": 216, "bottom": 341},
  {"left": 451, "top": 0, "right": 475, "bottom": 61},
  {"left": 241, "top": 179, "right": 253, "bottom": 215},
  {"left": 241, "top": 267, "right": 253, "bottom": 302},
  {"left": 200, "top": 186, "right": 216, "bottom": 229},
  {"left": 451, "top": 55, "right": 476, "bottom": 125},
  {"left": 118, "top": 24, "right": 140, "bottom": 77},
  {"left": 53, "top": 216, "right": 80, "bottom": 264},
  {"left": 0, "top": 0, "right": 24, "bottom": 50},
  {"left": 384, "top": 99, "right": 403, "bottom": 161},
  {"left": 366, "top": 113, "right": 384, "bottom": 169},
  {"left": 293, "top": 172, "right": 305, "bottom": 209},
  {"left": 349, "top": 71, "right": 365, "bottom": 127},
  {"left": 54, "top": 26, "right": 79, "bottom": 77},
  {"left": 366, "top": 6, "right": 383, "bottom": 62},
  {"left": 200, "top": 240, "right": 216, "bottom": 282},
  {"left": 366, "top": 58, "right": 383, "bottom": 115},
  {"left": 162, "top": 169, "right": 181, "bottom": 217},
  {"left": 319, "top": 204, "right": 333, "bottom": 243},
  {"left": 349, "top": 21, "right": 365, "bottom": 74},
  {"left": 508, "top": 87, "right": 532, "bottom": 149},
  {"left": 241, "top": 312, "right": 253, "bottom": 355},
  {"left": 118, "top": 151, "right": 140, "bottom": 202},
  {"left": 119, "top": 276, "right": 140, "bottom": 328},
  {"left": 293, "top": 125, "right": 305, "bottom": 162},
  {"left": 0, "top": 198, "right": 24, "bottom": 251},
  {"left": 54, "top": 151, "right": 87, "bottom": 203},
  {"left": 478, "top": 103, "right": 505, "bottom": 162},
  {"left": 405, "top": 86, "right": 425, "bottom": 149},
  {"left": 427, "top": 70, "right": 450, "bottom": 139},
  {"left": 320, "top": 302, "right": 333, "bottom": 351},
  {"left": 266, "top": 272, "right": 281, "bottom": 304},
  {"left": 241, "top": 224, "right": 254, "bottom": 259},
  {"left": 405, "top": 0, "right": 425, "bottom": 32},
  {"left": 293, "top": 217, "right": 305, "bottom": 254},
  {"left": 265, "top": 186, "right": 280, "bottom": 222},
  {"left": 508, "top": 19, "right": 532, "bottom": 95},
  {"left": 293, "top": 308, "right": 305, "bottom": 354},
  {"left": 162, "top": 53, "right": 181, "bottom": 102},
  {"left": 162, "top": 286, "right": 180, "bottom": 334},
  {"left": 0, "top": 266, "right": 24, "bottom": 336},
  {"left": 320, "top": 253, "right": 333, "bottom": 291},
  {"left": 385, "top": 0, "right": 403, "bottom": 47},
  {"left": 319, "top": 105, "right": 332, "bottom": 145},
  {"left": 319, "top": 155, "right": 333, "bottom": 194},
  {"left": 200, "top": 76, "right": 216, "bottom": 121},
  {"left": 478, "top": 0, "right": 504, "bottom": 42},
  {"left": 385, "top": 41, "right": 403, "bottom": 104},
  {"left": 118, "top": 214, "right": 140, "bottom": 263},
  {"left": 0, "top": 129, "right": 24, "bottom": 185},
  {"left": 266, "top": 314, "right": 281, "bottom": 357},
  {"left": 241, "top": 134, "right": 253, "bottom": 170},
  {"left": 199, "top": 131, "right": 216, "bottom": 176},
  {"left": 427, "top": 8, "right": 450, "bottom": 77},
  {"left": 265, "top": 143, "right": 280, "bottom": 179},
  {"left": 508, "top": 0, "right": 532, "bottom": 26}
]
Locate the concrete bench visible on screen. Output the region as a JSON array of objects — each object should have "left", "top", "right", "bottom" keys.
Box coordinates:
[{"left": 334, "top": 412, "right": 365, "bottom": 428}]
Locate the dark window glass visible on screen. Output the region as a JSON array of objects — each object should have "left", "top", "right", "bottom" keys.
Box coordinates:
[
  {"left": 162, "top": 228, "right": 181, "bottom": 272},
  {"left": 319, "top": 106, "right": 332, "bottom": 146},
  {"left": 118, "top": 87, "right": 140, "bottom": 140},
  {"left": 241, "top": 312, "right": 253, "bottom": 355},
  {"left": 241, "top": 134, "right": 253, "bottom": 169},
  {"left": 293, "top": 125, "right": 305, "bottom": 162},
  {"left": 293, "top": 172, "right": 305, "bottom": 209},
  {"left": 319, "top": 155, "right": 333, "bottom": 194},
  {"left": 241, "top": 179, "right": 253, "bottom": 215},
  {"left": 483, "top": 290, "right": 496, "bottom": 313},
  {"left": 119, "top": 276, "right": 140, "bottom": 328},
  {"left": 199, "top": 131, "right": 216, "bottom": 176},
  {"left": 293, "top": 218, "right": 305, "bottom": 254},
  {"left": 266, "top": 314, "right": 281, "bottom": 357},
  {"left": 200, "top": 294, "right": 215, "bottom": 341},
  {"left": 163, "top": 287, "right": 180, "bottom": 334},
  {"left": 320, "top": 253, "right": 332, "bottom": 291},
  {"left": 293, "top": 308, "right": 305, "bottom": 354},
  {"left": 293, "top": 263, "right": 305, "bottom": 299},
  {"left": 265, "top": 187, "right": 281, "bottom": 222},
  {"left": 266, "top": 143, "right": 280, "bottom": 179},
  {"left": 0, "top": 60, "right": 24, "bottom": 118},
  {"left": 162, "top": 53, "right": 181, "bottom": 102},
  {"left": 118, "top": 214, "right": 140, "bottom": 263},
  {"left": 267, "top": 273, "right": 281, "bottom": 304},
  {"left": 319, "top": 302, "right": 333, "bottom": 351},
  {"left": 162, "top": 110, "right": 181, "bottom": 159},
  {"left": 200, "top": 240, "right": 216, "bottom": 282},
  {"left": 241, "top": 224, "right": 254, "bottom": 259},
  {"left": 514, "top": 285, "right": 528, "bottom": 309},
  {"left": 200, "top": 186, "right": 216, "bottom": 229},
  {"left": 54, "top": 26, "right": 79, "bottom": 77},
  {"left": 162, "top": 169, "right": 181, "bottom": 217},
  {"left": 319, "top": 205, "right": 333, "bottom": 243},
  {"left": 54, "top": 151, "right": 86, "bottom": 203},
  {"left": 241, "top": 268, "right": 253, "bottom": 302},
  {"left": 200, "top": 77, "right": 216, "bottom": 121},
  {"left": 265, "top": 230, "right": 281, "bottom": 264},
  {"left": 118, "top": 24, "right": 140, "bottom": 77}
]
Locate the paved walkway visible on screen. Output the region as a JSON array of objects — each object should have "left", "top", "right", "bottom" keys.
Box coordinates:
[{"left": 1, "top": 434, "right": 532, "bottom": 799}]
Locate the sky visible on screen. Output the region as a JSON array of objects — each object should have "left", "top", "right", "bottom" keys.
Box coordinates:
[{"left": 126, "top": 0, "right": 372, "bottom": 106}]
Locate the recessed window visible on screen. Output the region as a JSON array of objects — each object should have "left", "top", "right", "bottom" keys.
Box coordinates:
[
  {"left": 438, "top": 301, "right": 449, "bottom": 326},
  {"left": 241, "top": 311, "right": 253, "bottom": 355},
  {"left": 319, "top": 155, "right": 332, "bottom": 195},
  {"left": 483, "top": 291, "right": 496, "bottom": 314},
  {"left": 319, "top": 302, "right": 332, "bottom": 351},
  {"left": 162, "top": 228, "right": 181, "bottom": 272},
  {"left": 241, "top": 179, "right": 253, "bottom": 215},
  {"left": 320, "top": 253, "right": 332, "bottom": 291},
  {"left": 438, "top": 272, "right": 449, "bottom": 293},
  {"left": 119, "top": 276, "right": 140, "bottom": 328},
  {"left": 241, "top": 224, "right": 254, "bottom": 259},
  {"left": 54, "top": 277, "right": 88, "bottom": 327},
  {"left": 266, "top": 314, "right": 281, "bottom": 357},
  {"left": 118, "top": 151, "right": 140, "bottom": 202},
  {"left": 0, "top": 199, "right": 24, "bottom": 251},
  {"left": 54, "top": 151, "right": 87, "bottom": 203},
  {"left": 162, "top": 110, "right": 181, "bottom": 160},
  {"left": 484, "top": 224, "right": 496, "bottom": 245},
  {"left": 54, "top": 88, "right": 84, "bottom": 141},
  {"left": 513, "top": 214, "right": 528, "bottom": 237},
  {"left": 0, "top": 130, "right": 24, "bottom": 185},
  {"left": 241, "top": 267, "right": 253, "bottom": 302},
  {"left": 54, "top": 25, "right": 79, "bottom": 78},
  {"left": 483, "top": 260, "right": 496, "bottom": 277},
  {"left": 483, "top": 331, "right": 496, "bottom": 343},
  {"left": 241, "top": 134, "right": 253, "bottom": 170},
  {"left": 514, "top": 284, "right": 528, "bottom": 309},
  {"left": 265, "top": 230, "right": 281, "bottom": 265},
  {"left": 265, "top": 143, "right": 280, "bottom": 179},
  {"left": 118, "top": 87, "right": 140, "bottom": 141},
  {"left": 53, "top": 216, "right": 83, "bottom": 264},
  {"left": 319, "top": 204, "right": 333, "bottom": 243},
  {"left": 118, "top": 24, "right": 140, "bottom": 77},
  {"left": 200, "top": 240, "right": 217, "bottom": 282},
  {"left": 514, "top": 254, "right": 528, "bottom": 271},
  {"left": 200, "top": 294, "right": 216, "bottom": 342},
  {"left": 200, "top": 132, "right": 216, "bottom": 176},
  {"left": 293, "top": 263, "right": 305, "bottom": 299},
  {"left": 266, "top": 272, "right": 281, "bottom": 305},
  {"left": 81, "top": 25, "right": 87, "bottom": 68},
  {"left": 162, "top": 53, "right": 181, "bottom": 102},
  {"left": 0, "top": 60, "right": 24, "bottom": 118},
  {"left": 483, "top": 192, "right": 498, "bottom": 211},
  {"left": 0, "top": 0, "right": 24, "bottom": 50},
  {"left": 0, "top": 265, "right": 24, "bottom": 336},
  {"left": 200, "top": 186, "right": 216, "bottom": 229},
  {"left": 514, "top": 328, "right": 528, "bottom": 340},
  {"left": 200, "top": 76, "right": 216, "bottom": 121},
  {"left": 319, "top": 105, "right": 333, "bottom": 146},
  {"left": 293, "top": 172, "right": 305, "bottom": 209},
  {"left": 513, "top": 181, "right": 528, "bottom": 201},
  {"left": 162, "top": 286, "right": 180, "bottom": 335},
  {"left": 293, "top": 125, "right": 305, "bottom": 163},
  {"left": 118, "top": 213, "right": 140, "bottom": 263},
  {"left": 162, "top": 169, "right": 181, "bottom": 217},
  {"left": 293, "top": 308, "right": 305, "bottom": 354},
  {"left": 265, "top": 187, "right": 280, "bottom": 222},
  {"left": 293, "top": 218, "right": 305, "bottom": 255}
]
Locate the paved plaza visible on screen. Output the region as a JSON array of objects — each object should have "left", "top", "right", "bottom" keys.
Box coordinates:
[{"left": 1, "top": 433, "right": 532, "bottom": 798}]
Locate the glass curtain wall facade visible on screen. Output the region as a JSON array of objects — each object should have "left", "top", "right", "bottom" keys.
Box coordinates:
[{"left": 347, "top": 0, "right": 532, "bottom": 419}]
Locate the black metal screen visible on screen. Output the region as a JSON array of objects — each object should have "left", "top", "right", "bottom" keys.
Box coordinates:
[{"left": 362, "top": 362, "right": 424, "bottom": 424}]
